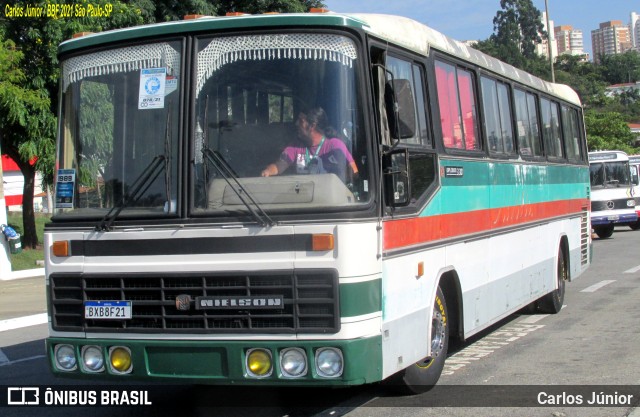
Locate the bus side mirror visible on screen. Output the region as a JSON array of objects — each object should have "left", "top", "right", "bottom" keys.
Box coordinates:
[
  {"left": 383, "top": 148, "right": 410, "bottom": 207},
  {"left": 385, "top": 79, "right": 416, "bottom": 140}
]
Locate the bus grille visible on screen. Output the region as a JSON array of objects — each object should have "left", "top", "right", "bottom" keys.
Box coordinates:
[
  {"left": 590, "top": 199, "right": 634, "bottom": 212},
  {"left": 50, "top": 271, "right": 339, "bottom": 334},
  {"left": 580, "top": 208, "right": 589, "bottom": 266}
]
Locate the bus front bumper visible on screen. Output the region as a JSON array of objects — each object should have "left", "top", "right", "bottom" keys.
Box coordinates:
[
  {"left": 46, "top": 336, "right": 382, "bottom": 386},
  {"left": 591, "top": 213, "right": 638, "bottom": 226}
]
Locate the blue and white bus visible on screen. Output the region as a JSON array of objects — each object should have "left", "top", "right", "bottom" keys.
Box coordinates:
[{"left": 589, "top": 151, "right": 637, "bottom": 238}]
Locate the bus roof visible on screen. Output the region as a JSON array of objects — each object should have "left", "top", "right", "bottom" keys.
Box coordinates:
[
  {"left": 588, "top": 150, "right": 630, "bottom": 162},
  {"left": 628, "top": 155, "right": 640, "bottom": 164},
  {"left": 59, "top": 12, "right": 581, "bottom": 106}
]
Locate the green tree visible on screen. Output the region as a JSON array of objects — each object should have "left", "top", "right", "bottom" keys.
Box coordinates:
[
  {"left": 598, "top": 51, "right": 640, "bottom": 85},
  {"left": 0, "top": 37, "right": 56, "bottom": 248},
  {"left": 584, "top": 110, "right": 638, "bottom": 154},
  {"left": 218, "top": 0, "right": 324, "bottom": 14},
  {"left": 553, "top": 55, "right": 606, "bottom": 106},
  {"left": 476, "top": 0, "right": 546, "bottom": 70}
]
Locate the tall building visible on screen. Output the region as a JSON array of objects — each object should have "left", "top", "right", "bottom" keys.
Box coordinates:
[
  {"left": 631, "top": 12, "right": 640, "bottom": 50},
  {"left": 536, "top": 12, "right": 558, "bottom": 60},
  {"left": 554, "top": 25, "right": 584, "bottom": 56},
  {"left": 591, "top": 20, "right": 632, "bottom": 64}
]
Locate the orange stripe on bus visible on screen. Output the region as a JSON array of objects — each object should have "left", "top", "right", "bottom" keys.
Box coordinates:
[{"left": 383, "top": 198, "right": 589, "bottom": 251}]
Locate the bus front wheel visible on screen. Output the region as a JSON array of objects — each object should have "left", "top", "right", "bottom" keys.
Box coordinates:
[{"left": 386, "top": 286, "right": 449, "bottom": 394}]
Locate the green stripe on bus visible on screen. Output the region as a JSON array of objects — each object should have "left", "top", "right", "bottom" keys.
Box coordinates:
[
  {"left": 440, "top": 160, "right": 588, "bottom": 187},
  {"left": 339, "top": 278, "right": 382, "bottom": 318},
  {"left": 424, "top": 160, "right": 589, "bottom": 216}
]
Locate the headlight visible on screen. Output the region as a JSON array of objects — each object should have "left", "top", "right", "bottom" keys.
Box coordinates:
[
  {"left": 54, "top": 344, "right": 77, "bottom": 371},
  {"left": 246, "top": 348, "right": 272, "bottom": 378},
  {"left": 315, "top": 347, "right": 343, "bottom": 378},
  {"left": 81, "top": 345, "right": 105, "bottom": 373},
  {"left": 280, "top": 348, "right": 307, "bottom": 378},
  {"left": 109, "top": 346, "right": 133, "bottom": 374}
]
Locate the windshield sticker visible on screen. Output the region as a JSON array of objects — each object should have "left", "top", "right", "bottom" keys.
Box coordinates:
[
  {"left": 55, "top": 169, "right": 76, "bottom": 209},
  {"left": 138, "top": 68, "right": 166, "bottom": 109},
  {"left": 165, "top": 76, "right": 178, "bottom": 96}
]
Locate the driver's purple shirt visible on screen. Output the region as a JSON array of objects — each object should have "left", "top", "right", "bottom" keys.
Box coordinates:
[{"left": 279, "top": 137, "right": 356, "bottom": 174}]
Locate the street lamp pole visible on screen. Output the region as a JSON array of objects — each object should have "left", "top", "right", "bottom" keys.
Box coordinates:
[{"left": 545, "top": 0, "right": 556, "bottom": 82}]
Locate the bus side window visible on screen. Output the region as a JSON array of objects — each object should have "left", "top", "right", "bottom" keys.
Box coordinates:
[
  {"left": 562, "top": 105, "right": 582, "bottom": 162},
  {"left": 631, "top": 165, "right": 639, "bottom": 186},
  {"left": 378, "top": 52, "right": 437, "bottom": 210},
  {"left": 514, "top": 89, "right": 542, "bottom": 157},
  {"left": 435, "top": 60, "right": 481, "bottom": 151},
  {"left": 480, "top": 76, "right": 515, "bottom": 155},
  {"left": 540, "top": 97, "right": 563, "bottom": 159},
  {"left": 384, "top": 55, "right": 431, "bottom": 146}
]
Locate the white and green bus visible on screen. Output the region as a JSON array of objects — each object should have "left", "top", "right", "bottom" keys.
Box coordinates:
[{"left": 46, "top": 10, "right": 591, "bottom": 392}]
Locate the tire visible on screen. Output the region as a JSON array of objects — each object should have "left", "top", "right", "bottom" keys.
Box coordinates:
[
  {"left": 537, "top": 245, "right": 567, "bottom": 314},
  {"left": 386, "top": 286, "right": 449, "bottom": 394},
  {"left": 594, "top": 224, "right": 614, "bottom": 239},
  {"left": 629, "top": 220, "right": 640, "bottom": 231}
]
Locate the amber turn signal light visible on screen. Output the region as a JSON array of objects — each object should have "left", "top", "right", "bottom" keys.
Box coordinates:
[
  {"left": 312, "top": 234, "right": 334, "bottom": 251},
  {"left": 52, "top": 240, "right": 70, "bottom": 257}
]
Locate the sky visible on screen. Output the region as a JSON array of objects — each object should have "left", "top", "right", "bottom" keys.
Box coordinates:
[{"left": 322, "top": 0, "right": 637, "bottom": 59}]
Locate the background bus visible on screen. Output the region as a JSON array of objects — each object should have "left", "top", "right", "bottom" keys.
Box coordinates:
[
  {"left": 45, "top": 10, "right": 590, "bottom": 392},
  {"left": 588, "top": 151, "right": 637, "bottom": 238},
  {"left": 628, "top": 155, "right": 640, "bottom": 230}
]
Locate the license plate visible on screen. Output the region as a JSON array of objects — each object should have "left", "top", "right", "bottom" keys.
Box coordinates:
[
  {"left": 607, "top": 215, "right": 619, "bottom": 221},
  {"left": 84, "top": 301, "right": 132, "bottom": 320}
]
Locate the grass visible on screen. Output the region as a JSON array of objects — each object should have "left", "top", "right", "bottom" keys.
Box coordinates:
[{"left": 6, "top": 212, "right": 50, "bottom": 271}]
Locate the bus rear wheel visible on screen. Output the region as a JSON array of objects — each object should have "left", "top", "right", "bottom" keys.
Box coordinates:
[
  {"left": 537, "top": 246, "right": 567, "bottom": 314},
  {"left": 387, "top": 286, "right": 449, "bottom": 394},
  {"left": 594, "top": 224, "right": 614, "bottom": 239}
]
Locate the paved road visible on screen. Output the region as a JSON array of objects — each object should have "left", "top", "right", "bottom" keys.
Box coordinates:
[{"left": 1, "top": 228, "right": 640, "bottom": 416}]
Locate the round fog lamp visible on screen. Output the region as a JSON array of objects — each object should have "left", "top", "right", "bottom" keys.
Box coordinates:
[
  {"left": 82, "top": 345, "right": 105, "bottom": 372},
  {"left": 54, "top": 344, "right": 77, "bottom": 371},
  {"left": 109, "top": 346, "right": 132, "bottom": 374},
  {"left": 315, "top": 348, "right": 343, "bottom": 378},
  {"left": 280, "top": 348, "right": 307, "bottom": 378},
  {"left": 246, "top": 348, "right": 272, "bottom": 377}
]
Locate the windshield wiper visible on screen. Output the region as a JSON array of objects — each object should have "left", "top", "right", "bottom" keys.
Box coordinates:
[
  {"left": 201, "top": 148, "right": 274, "bottom": 227},
  {"left": 96, "top": 155, "right": 165, "bottom": 231}
]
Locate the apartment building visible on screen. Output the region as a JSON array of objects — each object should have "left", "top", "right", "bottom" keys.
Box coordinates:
[
  {"left": 631, "top": 12, "right": 640, "bottom": 50},
  {"left": 554, "top": 25, "right": 584, "bottom": 56},
  {"left": 591, "top": 20, "right": 632, "bottom": 63}
]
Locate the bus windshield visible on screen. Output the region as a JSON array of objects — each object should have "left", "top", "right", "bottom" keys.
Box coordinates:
[
  {"left": 55, "top": 40, "right": 182, "bottom": 219},
  {"left": 192, "top": 33, "right": 370, "bottom": 215},
  {"left": 54, "top": 34, "right": 370, "bottom": 221},
  {"left": 589, "top": 161, "right": 631, "bottom": 188}
]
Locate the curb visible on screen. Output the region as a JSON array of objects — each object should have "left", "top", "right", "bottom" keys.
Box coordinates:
[{"left": 1, "top": 268, "right": 45, "bottom": 281}]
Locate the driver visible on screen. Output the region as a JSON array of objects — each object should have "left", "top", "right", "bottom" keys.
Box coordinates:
[{"left": 261, "top": 107, "right": 358, "bottom": 182}]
